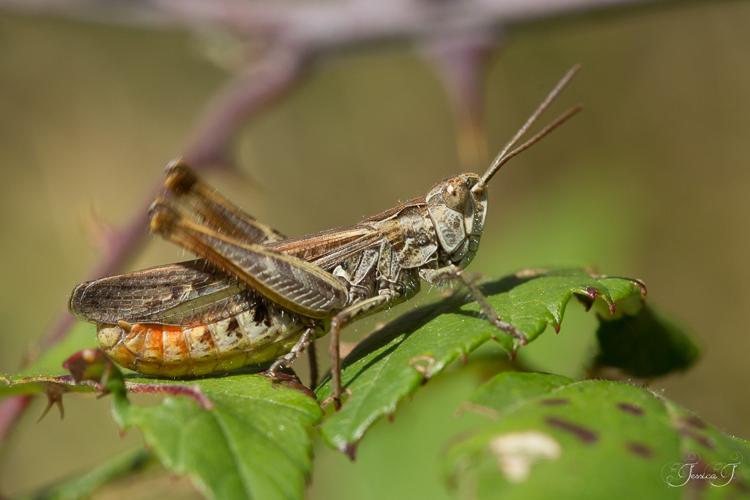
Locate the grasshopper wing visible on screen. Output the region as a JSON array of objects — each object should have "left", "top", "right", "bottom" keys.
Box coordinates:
[
  {"left": 150, "top": 202, "right": 348, "bottom": 319},
  {"left": 69, "top": 260, "right": 251, "bottom": 326}
]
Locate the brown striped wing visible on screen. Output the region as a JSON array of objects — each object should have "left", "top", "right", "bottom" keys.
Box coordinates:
[
  {"left": 69, "top": 260, "right": 253, "bottom": 326},
  {"left": 149, "top": 204, "right": 350, "bottom": 319},
  {"left": 72, "top": 196, "right": 421, "bottom": 325},
  {"left": 270, "top": 197, "right": 425, "bottom": 271}
]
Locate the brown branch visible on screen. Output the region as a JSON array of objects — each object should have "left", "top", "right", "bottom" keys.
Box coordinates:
[
  {"left": 423, "top": 33, "right": 496, "bottom": 170},
  {"left": 0, "top": 0, "right": 684, "bottom": 442},
  {"left": 184, "top": 48, "right": 307, "bottom": 168},
  {"left": 1, "top": 0, "right": 670, "bottom": 43}
]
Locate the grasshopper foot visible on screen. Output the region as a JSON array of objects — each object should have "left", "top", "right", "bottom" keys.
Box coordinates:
[{"left": 491, "top": 318, "right": 528, "bottom": 345}]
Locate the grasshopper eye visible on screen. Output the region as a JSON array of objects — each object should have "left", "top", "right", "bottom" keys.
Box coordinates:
[{"left": 443, "top": 182, "right": 468, "bottom": 211}]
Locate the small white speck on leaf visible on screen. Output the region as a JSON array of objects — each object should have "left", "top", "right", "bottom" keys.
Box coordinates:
[{"left": 489, "top": 431, "right": 561, "bottom": 483}]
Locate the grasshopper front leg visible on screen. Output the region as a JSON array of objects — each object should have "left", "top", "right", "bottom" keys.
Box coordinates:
[{"left": 420, "top": 265, "right": 528, "bottom": 346}]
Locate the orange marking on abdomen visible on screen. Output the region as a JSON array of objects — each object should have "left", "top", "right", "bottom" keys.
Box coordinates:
[
  {"left": 162, "top": 325, "right": 190, "bottom": 364},
  {"left": 141, "top": 325, "right": 165, "bottom": 362}
]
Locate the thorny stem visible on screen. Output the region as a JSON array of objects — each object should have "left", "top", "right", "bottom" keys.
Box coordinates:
[
  {"left": 183, "top": 49, "right": 306, "bottom": 167},
  {"left": 0, "top": 0, "right": 686, "bottom": 442}
]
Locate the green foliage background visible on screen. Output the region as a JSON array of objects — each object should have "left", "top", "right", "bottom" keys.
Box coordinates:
[{"left": 1, "top": 2, "right": 749, "bottom": 497}]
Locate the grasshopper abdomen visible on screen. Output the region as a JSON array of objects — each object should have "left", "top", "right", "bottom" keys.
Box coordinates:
[{"left": 96, "top": 297, "right": 310, "bottom": 376}]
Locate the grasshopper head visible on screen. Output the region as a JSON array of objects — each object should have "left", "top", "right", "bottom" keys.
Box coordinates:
[{"left": 426, "top": 174, "right": 487, "bottom": 267}]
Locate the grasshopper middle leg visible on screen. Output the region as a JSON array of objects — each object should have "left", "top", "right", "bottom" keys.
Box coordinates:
[
  {"left": 329, "top": 291, "right": 398, "bottom": 409},
  {"left": 307, "top": 340, "right": 319, "bottom": 390}
]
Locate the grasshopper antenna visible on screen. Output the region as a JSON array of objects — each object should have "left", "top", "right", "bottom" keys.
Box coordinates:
[{"left": 473, "top": 64, "right": 582, "bottom": 193}]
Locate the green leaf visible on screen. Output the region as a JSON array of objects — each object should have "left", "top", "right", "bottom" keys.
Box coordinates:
[
  {"left": 3, "top": 362, "right": 322, "bottom": 500},
  {"left": 594, "top": 304, "right": 699, "bottom": 378},
  {"left": 447, "top": 373, "right": 750, "bottom": 499},
  {"left": 113, "top": 375, "right": 322, "bottom": 500},
  {"left": 316, "top": 270, "right": 648, "bottom": 455},
  {"left": 25, "top": 448, "right": 155, "bottom": 500},
  {"left": 1, "top": 348, "right": 127, "bottom": 417},
  {"left": 469, "top": 372, "right": 572, "bottom": 413},
  {"left": 0, "top": 374, "right": 99, "bottom": 398}
]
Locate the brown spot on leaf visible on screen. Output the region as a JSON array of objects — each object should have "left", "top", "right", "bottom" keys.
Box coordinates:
[
  {"left": 539, "top": 398, "right": 569, "bottom": 406},
  {"left": 626, "top": 441, "right": 653, "bottom": 459},
  {"left": 681, "top": 415, "right": 707, "bottom": 429},
  {"left": 678, "top": 427, "right": 715, "bottom": 449},
  {"left": 545, "top": 416, "right": 598, "bottom": 443},
  {"left": 616, "top": 402, "right": 644, "bottom": 416}
]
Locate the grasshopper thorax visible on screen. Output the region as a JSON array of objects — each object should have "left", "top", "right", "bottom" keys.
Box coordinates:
[{"left": 426, "top": 173, "right": 487, "bottom": 269}]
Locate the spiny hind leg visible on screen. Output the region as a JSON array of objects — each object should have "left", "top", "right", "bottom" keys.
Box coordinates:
[
  {"left": 162, "top": 160, "right": 286, "bottom": 244},
  {"left": 421, "top": 265, "right": 527, "bottom": 346},
  {"left": 267, "top": 327, "right": 316, "bottom": 378}
]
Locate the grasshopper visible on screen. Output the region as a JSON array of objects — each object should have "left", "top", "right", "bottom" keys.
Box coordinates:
[{"left": 69, "top": 66, "right": 581, "bottom": 407}]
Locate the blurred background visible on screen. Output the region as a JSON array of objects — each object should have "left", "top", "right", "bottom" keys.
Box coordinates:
[{"left": 1, "top": 1, "right": 749, "bottom": 498}]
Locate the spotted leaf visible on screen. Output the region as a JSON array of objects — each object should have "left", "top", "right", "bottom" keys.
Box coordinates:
[{"left": 447, "top": 373, "right": 750, "bottom": 499}]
